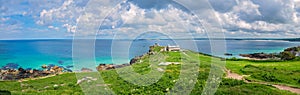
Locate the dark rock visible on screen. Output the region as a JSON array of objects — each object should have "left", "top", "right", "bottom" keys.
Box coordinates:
[
  {"left": 130, "top": 57, "right": 139, "bottom": 65},
  {"left": 41, "top": 65, "right": 47, "bottom": 69},
  {"left": 18, "top": 67, "right": 25, "bottom": 74},
  {"left": 99, "top": 64, "right": 106, "bottom": 66},
  {"left": 224, "top": 53, "right": 233, "bottom": 56}
]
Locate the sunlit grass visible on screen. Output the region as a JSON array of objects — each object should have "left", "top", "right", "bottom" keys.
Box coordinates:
[{"left": 0, "top": 50, "right": 297, "bottom": 94}]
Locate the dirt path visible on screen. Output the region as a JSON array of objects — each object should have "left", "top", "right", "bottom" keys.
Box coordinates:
[
  {"left": 226, "top": 69, "right": 300, "bottom": 94},
  {"left": 273, "top": 85, "right": 300, "bottom": 94},
  {"left": 225, "top": 70, "right": 244, "bottom": 80}
]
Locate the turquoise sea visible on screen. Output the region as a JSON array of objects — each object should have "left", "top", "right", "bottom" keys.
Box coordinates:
[{"left": 0, "top": 39, "right": 299, "bottom": 70}]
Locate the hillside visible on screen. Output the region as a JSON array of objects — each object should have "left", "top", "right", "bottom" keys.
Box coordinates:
[{"left": 0, "top": 46, "right": 299, "bottom": 95}]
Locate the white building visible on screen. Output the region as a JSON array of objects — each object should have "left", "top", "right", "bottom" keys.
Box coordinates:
[{"left": 166, "top": 45, "right": 180, "bottom": 51}]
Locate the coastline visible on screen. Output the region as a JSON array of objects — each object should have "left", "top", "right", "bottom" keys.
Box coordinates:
[
  {"left": 0, "top": 45, "right": 154, "bottom": 81},
  {"left": 0, "top": 44, "right": 299, "bottom": 94},
  {"left": 1, "top": 45, "right": 299, "bottom": 81},
  {"left": 1, "top": 39, "right": 299, "bottom": 67}
]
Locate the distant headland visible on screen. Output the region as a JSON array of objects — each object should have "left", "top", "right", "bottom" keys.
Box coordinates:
[{"left": 239, "top": 46, "right": 300, "bottom": 61}]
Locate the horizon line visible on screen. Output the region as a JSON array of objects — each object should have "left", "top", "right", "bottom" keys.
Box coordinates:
[{"left": 0, "top": 37, "right": 299, "bottom": 41}]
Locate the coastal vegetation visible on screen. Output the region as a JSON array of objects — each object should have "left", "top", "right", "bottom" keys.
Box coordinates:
[{"left": 0, "top": 45, "right": 299, "bottom": 94}]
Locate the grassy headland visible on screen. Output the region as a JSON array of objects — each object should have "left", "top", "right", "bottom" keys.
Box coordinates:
[{"left": 0, "top": 45, "right": 299, "bottom": 95}]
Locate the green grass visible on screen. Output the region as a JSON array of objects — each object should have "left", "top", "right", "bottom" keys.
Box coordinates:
[
  {"left": 226, "top": 59, "right": 300, "bottom": 88},
  {"left": 150, "top": 46, "right": 165, "bottom": 52},
  {"left": 0, "top": 50, "right": 298, "bottom": 94},
  {"left": 0, "top": 81, "right": 21, "bottom": 94},
  {"left": 16, "top": 73, "right": 83, "bottom": 95},
  {"left": 216, "top": 79, "right": 295, "bottom": 95},
  {"left": 165, "top": 51, "right": 182, "bottom": 62}
]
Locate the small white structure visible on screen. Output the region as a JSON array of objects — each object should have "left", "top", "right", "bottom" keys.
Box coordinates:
[{"left": 166, "top": 45, "right": 180, "bottom": 51}]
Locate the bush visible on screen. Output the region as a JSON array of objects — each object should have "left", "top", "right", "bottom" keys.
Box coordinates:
[
  {"left": 292, "top": 57, "right": 300, "bottom": 61},
  {"left": 280, "top": 51, "right": 296, "bottom": 60},
  {"left": 261, "top": 73, "right": 280, "bottom": 82},
  {"left": 220, "top": 79, "right": 244, "bottom": 87},
  {"left": 67, "top": 83, "right": 76, "bottom": 87},
  {"left": 240, "top": 65, "right": 260, "bottom": 74},
  {"left": 0, "top": 90, "right": 11, "bottom": 95},
  {"left": 251, "top": 73, "right": 282, "bottom": 83}
]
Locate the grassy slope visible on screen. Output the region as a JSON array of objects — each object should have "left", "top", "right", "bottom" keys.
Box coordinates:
[
  {"left": 226, "top": 60, "right": 300, "bottom": 88},
  {"left": 0, "top": 50, "right": 297, "bottom": 95}
]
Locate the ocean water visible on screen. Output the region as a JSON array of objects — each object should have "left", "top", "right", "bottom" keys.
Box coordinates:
[{"left": 0, "top": 39, "right": 299, "bottom": 70}]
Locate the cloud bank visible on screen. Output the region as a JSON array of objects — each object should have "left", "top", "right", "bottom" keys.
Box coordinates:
[{"left": 0, "top": 0, "right": 299, "bottom": 39}]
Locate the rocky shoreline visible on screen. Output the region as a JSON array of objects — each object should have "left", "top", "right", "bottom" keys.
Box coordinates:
[
  {"left": 3, "top": 45, "right": 299, "bottom": 80},
  {"left": 239, "top": 52, "right": 279, "bottom": 60},
  {"left": 0, "top": 45, "right": 154, "bottom": 80},
  {"left": 87, "top": 49, "right": 149, "bottom": 71},
  {"left": 0, "top": 64, "right": 66, "bottom": 80},
  {"left": 239, "top": 46, "right": 300, "bottom": 61},
  {"left": 93, "top": 45, "right": 160, "bottom": 71},
  {"left": 0, "top": 60, "right": 143, "bottom": 81}
]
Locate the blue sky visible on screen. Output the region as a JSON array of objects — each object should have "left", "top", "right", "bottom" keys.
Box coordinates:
[{"left": 0, "top": 0, "right": 299, "bottom": 39}]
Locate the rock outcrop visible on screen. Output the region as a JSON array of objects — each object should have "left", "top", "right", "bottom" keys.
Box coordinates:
[
  {"left": 0, "top": 65, "right": 66, "bottom": 80},
  {"left": 239, "top": 52, "right": 277, "bottom": 59},
  {"left": 97, "top": 44, "right": 165, "bottom": 71}
]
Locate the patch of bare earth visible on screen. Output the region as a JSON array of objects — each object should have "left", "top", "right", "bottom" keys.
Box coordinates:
[{"left": 225, "top": 70, "right": 243, "bottom": 80}]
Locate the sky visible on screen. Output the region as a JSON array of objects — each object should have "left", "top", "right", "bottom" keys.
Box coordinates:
[{"left": 0, "top": 0, "right": 300, "bottom": 39}]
